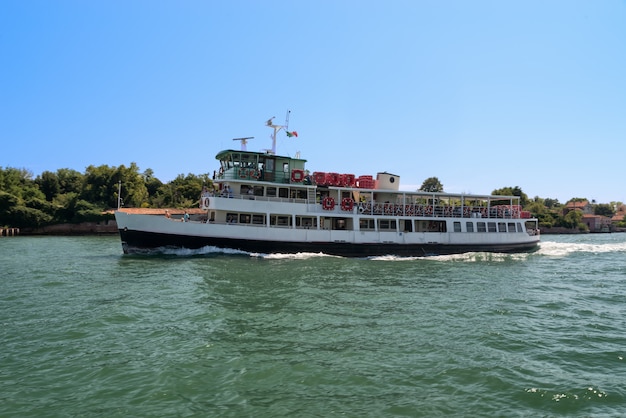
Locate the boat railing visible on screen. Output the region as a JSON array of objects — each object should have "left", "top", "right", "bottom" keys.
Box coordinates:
[
  {"left": 324, "top": 202, "right": 525, "bottom": 219},
  {"left": 217, "top": 168, "right": 293, "bottom": 184},
  {"left": 211, "top": 193, "right": 529, "bottom": 220},
  {"left": 215, "top": 193, "right": 309, "bottom": 205}
]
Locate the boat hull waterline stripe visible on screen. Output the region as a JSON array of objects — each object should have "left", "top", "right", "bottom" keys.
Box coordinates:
[{"left": 119, "top": 229, "right": 539, "bottom": 257}]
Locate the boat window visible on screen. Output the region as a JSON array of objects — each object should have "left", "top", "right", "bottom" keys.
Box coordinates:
[
  {"left": 239, "top": 214, "right": 251, "bottom": 224},
  {"left": 359, "top": 218, "right": 375, "bottom": 230},
  {"left": 279, "top": 188, "right": 288, "bottom": 198},
  {"left": 291, "top": 189, "right": 307, "bottom": 200},
  {"left": 283, "top": 162, "right": 289, "bottom": 172},
  {"left": 252, "top": 214, "right": 265, "bottom": 225},
  {"left": 226, "top": 213, "right": 237, "bottom": 223},
  {"left": 231, "top": 153, "right": 241, "bottom": 166},
  {"left": 378, "top": 219, "right": 397, "bottom": 230},
  {"left": 272, "top": 215, "right": 290, "bottom": 227},
  {"left": 241, "top": 154, "right": 255, "bottom": 168},
  {"left": 453, "top": 222, "right": 461, "bottom": 232},
  {"left": 466, "top": 222, "right": 474, "bottom": 232},
  {"left": 517, "top": 223, "right": 524, "bottom": 232},
  {"left": 488, "top": 222, "right": 497, "bottom": 232},
  {"left": 477, "top": 222, "right": 486, "bottom": 232},
  {"left": 296, "top": 217, "right": 316, "bottom": 229},
  {"left": 334, "top": 219, "right": 347, "bottom": 230},
  {"left": 267, "top": 187, "right": 277, "bottom": 197},
  {"left": 498, "top": 222, "right": 506, "bottom": 232},
  {"left": 508, "top": 222, "right": 516, "bottom": 232}
]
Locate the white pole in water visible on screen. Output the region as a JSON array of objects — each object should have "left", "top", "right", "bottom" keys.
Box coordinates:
[{"left": 117, "top": 181, "right": 122, "bottom": 210}]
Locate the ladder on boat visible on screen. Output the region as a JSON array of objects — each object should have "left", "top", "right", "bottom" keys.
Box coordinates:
[{"left": 307, "top": 189, "right": 317, "bottom": 206}]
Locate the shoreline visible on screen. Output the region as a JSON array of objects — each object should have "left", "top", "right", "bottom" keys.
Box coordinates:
[{"left": 13, "top": 222, "right": 624, "bottom": 236}]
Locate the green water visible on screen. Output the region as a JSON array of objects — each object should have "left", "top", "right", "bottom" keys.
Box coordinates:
[{"left": 1, "top": 235, "right": 625, "bottom": 417}]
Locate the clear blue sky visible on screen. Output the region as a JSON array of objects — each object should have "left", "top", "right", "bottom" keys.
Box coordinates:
[{"left": 2, "top": 1, "right": 625, "bottom": 204}]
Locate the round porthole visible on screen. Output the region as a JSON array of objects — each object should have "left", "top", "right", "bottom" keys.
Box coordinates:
[{"left": 390, "top": 177, "right": 395, "bottom": 183}]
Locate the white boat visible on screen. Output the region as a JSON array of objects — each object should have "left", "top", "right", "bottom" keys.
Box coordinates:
[{"left": 115, "top": 118, "right": 540, "bottom": 257}]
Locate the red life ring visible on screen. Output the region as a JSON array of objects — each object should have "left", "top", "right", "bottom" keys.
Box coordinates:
[
  {"left": 291, "top": 169, "right": 304, "bottom": 183},
  {"left": 313, "top": 172, "right": 326, "bottom": 185},
  {"left": 322, "top": 196, "right": 335, "bottom": 210},
  {"left": 340, "top": 197, "right": 354, "bottom": 211}
]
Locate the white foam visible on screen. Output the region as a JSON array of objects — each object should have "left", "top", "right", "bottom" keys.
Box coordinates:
[
  {"left": 259, "top": 252, "right": 337, "bottom": 260},
  {"left": 537, "top": 239, "right": 626, "bottom": 258}
]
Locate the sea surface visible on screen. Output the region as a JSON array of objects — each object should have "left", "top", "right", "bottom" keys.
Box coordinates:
[{"left": 1, "top": 234, "right": 625, "bottom": 417}]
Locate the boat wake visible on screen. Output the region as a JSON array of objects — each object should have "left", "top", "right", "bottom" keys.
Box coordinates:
[
  {"left": 368, "top": 252, "right": 532, "bottom": 262},
  {"left": 128, "top": 245, "right": 250, "bottom": 257},
  {"left": 259, "top": 252, "right": 340, "bottom": 260},
  {"left": 129, "top": 246, "right": 337, "bottom": 259},
  {"left": 535, "top": 239, "right": 626, "bottom": 258},
  {"left": 126, "top": 239, "right": 626, "bottom": 260}
]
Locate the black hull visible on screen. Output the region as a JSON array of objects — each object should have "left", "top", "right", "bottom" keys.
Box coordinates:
[{"left": 118, "top": 229, "right": 539, "bottom": 257}]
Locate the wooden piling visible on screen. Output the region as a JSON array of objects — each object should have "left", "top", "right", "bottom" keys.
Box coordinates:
[{"left": 0, "top": 228, "right": 20, "bottom": 237}]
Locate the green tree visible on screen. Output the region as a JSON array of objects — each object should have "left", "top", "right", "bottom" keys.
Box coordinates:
[
  {"left": 491, "top": 186, "right": 529, "bottom": 207},
  {"left": 56, "top": 168, "right": 84, "bottom": 195},
  {"left": 526, "top": 201, "right": 558, "bottom": 228},
  {"left": 35, "top": 171, "right": 61, "bottom": 201},
  {"left": 4, "top": 206, "right": 53, "bottom": 228},
  {"left": 143, "top": 168, "right": 163, "bottom": 198},
  {"left": 0, "top": 167, "right": 34, "bottom": 197},
  {"left": 80, "top": 163, "right": 148, "bottom": 208},
  {"left": 167, "top": 173, "right": 211, "bottom": 208},
  {"left": 594, "top": 203, "right": 614, "bottom": 217},
  {"left": 562, "top": 210, "right": 585, "bottom": 230},
  {"left": 543, "top": 198, "right": 560, "bottom": 209},
  {"left": 115, "top": 163, "right": 149, "bottom": 208},
  {"left": 81, "top": 164, "right": 116, "bottom": 207},
  {"left": 53, "top": 192, "right": 80, "bottom": 222},
  {"left": 419, "top": 177, "right": 444, "bottom": 193}
]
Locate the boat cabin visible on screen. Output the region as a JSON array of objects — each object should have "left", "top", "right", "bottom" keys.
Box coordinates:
[{"left": 216, "top": 150, "right": 307, "bottom": 184}]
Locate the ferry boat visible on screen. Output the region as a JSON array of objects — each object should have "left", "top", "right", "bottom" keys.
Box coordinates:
[{"left": 115, "top": 117, "right": 540, "bottom": 257}]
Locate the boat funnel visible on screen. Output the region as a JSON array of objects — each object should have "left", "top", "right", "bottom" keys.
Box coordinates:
[{"left": 376, "top": 172, "right": 400, "bottom": 190}]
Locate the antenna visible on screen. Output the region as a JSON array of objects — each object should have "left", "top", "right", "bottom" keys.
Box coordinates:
[
  {"left": 265, "top": 110, "right": 292, "bottom": 154},
  {"left": 232, "top": 137, "right": 254, "bottom": 151}
]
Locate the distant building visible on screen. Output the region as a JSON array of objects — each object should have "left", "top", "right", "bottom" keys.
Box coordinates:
[
  {"left": 564, "top": 200, "right": 617, "bottom": 232},
  {"left": 611, "top": 205, "right": 625, "bottom": 230},
  {"left": 563, "top": 200, "right": 592, "bottom": 215},
  {"left": 582, "top": 214, "right": 612, "bottom": 233}
]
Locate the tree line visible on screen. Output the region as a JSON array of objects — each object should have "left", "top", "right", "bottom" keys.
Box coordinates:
[
  {"left": 0, "top": 164, "right": 212, "bottom": 228},
  {"left": 1, "top": 167, "right": 623, "bottom": 230}
]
